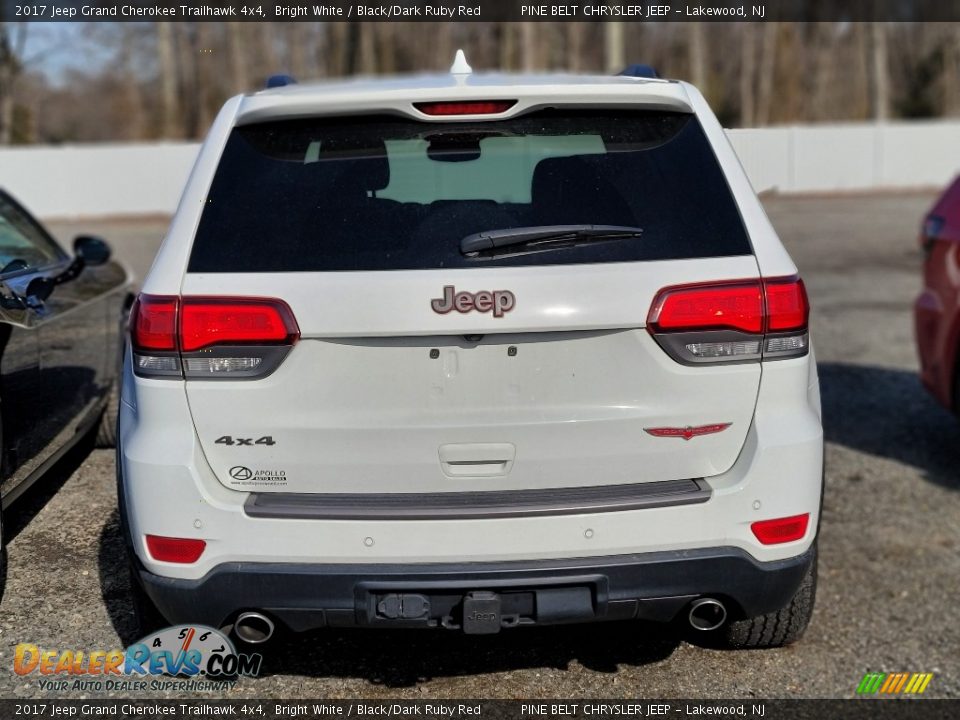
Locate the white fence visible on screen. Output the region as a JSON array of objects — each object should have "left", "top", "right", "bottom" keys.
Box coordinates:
[
  {"left": 1, "top": 120, "right": 958, "bottom": 219},
  {"left": 0, "top": 143, "right": 200, "bottom": 218},
  {"left": 727, "top": 121, "right": 960, "bottom": 194}
]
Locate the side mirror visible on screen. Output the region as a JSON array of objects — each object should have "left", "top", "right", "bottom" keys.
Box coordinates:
[{"left": 74, "top": 235, "right": 111, "bottom": 266}]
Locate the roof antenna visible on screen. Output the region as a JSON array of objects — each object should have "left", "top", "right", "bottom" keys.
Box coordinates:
[{"left": 450, "top": 49, "right": 473, "bottom": 75}]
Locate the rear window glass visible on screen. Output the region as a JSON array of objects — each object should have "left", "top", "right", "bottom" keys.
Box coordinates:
[{"left": 188, "top": 110, "right": 751, "bottom": 273}]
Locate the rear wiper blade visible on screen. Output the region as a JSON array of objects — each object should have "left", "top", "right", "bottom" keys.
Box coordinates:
[{"left": 460, "top": 225, "right": 644, "bottom": 256}]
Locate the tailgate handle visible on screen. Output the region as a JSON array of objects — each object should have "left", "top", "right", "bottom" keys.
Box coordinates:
[{"left": 439, "top": 443, "right": 516, "bottom": 478}]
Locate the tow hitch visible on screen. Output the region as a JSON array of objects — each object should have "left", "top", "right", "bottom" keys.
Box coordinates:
[{"left": 461, "top": 591, "right": 502, "bottom": 634}]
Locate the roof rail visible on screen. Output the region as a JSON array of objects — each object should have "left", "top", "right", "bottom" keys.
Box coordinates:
[
  {"left": 618, "top": 64, "right": 659, "bottom": 79},
  {"left": 266, "top": 74, "right": 297, "bottom": 89}
]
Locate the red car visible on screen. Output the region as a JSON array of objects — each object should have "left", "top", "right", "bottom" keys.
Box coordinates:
[{"left": 915, "top": 175, "right": 960, "bottom": 412}]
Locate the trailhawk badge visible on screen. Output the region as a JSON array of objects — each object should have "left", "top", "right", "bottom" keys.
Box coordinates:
[{"left": 431, "top": 286, "right": 515, "bottom": 318}]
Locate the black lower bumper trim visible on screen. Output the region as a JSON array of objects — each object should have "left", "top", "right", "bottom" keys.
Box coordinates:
[
  {"left": 244, "top": 478, "right": 710, "bottom": 521},
  {"left": 138, "top": 546, "right": 814, "bottom": 634}
]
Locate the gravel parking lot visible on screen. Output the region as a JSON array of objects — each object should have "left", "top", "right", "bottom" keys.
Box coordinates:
[{"left": 2, "top": 192, "right": 958, "bottom": 699}]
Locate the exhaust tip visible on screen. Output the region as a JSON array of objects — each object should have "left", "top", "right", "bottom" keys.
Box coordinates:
[
  {"left": 688, "top": 598, "right": 727, "bottom": 631},
  {"left": 233, "top": 612, "right": 275, "bottom": 644}
]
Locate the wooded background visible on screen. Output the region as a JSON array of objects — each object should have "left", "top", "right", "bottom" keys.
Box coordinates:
[{"left": 1, "top": 22, "right": 959, "bottom": 144}]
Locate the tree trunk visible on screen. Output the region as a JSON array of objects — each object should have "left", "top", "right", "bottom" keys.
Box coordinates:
[
  {"left": 520, "top": 23, "right": 537, "bottom": 71},
  {"left": 871, "top": 22, "right": 889, "bottom": 121},
  {"left": 605, "top": 22, "right": 625, "bottom": 73},
  {"left": 119, "top": 27, "right": 145, "bottom": 140},
  {"left": 156, "top": 22, "right": 180, "bottom": 138},
  {"left": 500, "top": 23, "right": 516, "bottom": 71},
  {"left": 227, "top": 23, "right": 248, "bottom": 93},
  {"left": 174, "top": 24, "right": 200, "bottom": 137},
  {"left": 688, "top": 22, "right": 707, "bottom": 90},
  {"left": 329, "top": 23, "right": 350, "bottom": 76},
  {"left": 739, "top": 23, "right": 756, "bottom": 126},
  {"left": 358, "top": 24, "right": 377, "bottom": 74},
  {"left": 944, "top": 25, "right": 960, "bottom": 116},
  {"left": 0, "top": 23, "right": 17, "bottom": 145},
  {"left": 756, "top": 21, "right": 778, "bottom": 125},
  {"left": 566, "top": 23, "right": 585, "bottom": 72}
]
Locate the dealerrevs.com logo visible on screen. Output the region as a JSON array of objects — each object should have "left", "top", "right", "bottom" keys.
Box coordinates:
[{"left": 14, "top": 625, "right": 261, "bottom": 692}]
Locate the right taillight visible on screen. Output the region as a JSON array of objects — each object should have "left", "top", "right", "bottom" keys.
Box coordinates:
[
  {"left": 130, "top": 294, "right": 300, "bottom": 380},
  {"left": 145, "top": 534, "right": 206, "bottom": 563},
  {"left": 647, "top": 276, "right": 809, "bottom": 364},
  {"left": 751, "top": 513, "right": 809, "bottom": 545}
]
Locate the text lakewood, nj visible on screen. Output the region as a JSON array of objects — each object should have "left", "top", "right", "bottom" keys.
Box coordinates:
[{"left": 521, "top": 4, "right": 765, "bottom": 17}]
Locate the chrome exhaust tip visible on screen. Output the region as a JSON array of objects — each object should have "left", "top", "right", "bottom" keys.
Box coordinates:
[
  {"left": 688, "top": 598, "right": 727, "bottom": 631},
  {"left": 233, "top": 611, "right": 275, "bottom": 644}
]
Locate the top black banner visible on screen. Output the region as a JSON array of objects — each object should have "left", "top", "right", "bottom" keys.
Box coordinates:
[{"left": 4, "top": 0, "right": 960, "bottom": 22}]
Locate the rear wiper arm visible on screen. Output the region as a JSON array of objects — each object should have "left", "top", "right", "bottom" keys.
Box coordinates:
[{"left": 460, "top": 224, "right": 644, "bottom": 256}]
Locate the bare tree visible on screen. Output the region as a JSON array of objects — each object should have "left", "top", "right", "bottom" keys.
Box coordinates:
[
  {"left": 739, "top": 24, "right": 757, "bottom": 126},
  {"left": 519, "top": 23, "right": 537, "bottom": 71},
  {"left": 226, "top": 23, "right": 249, "bottom": 93},
  {"left": 604, "top": 22, "right": 625, "bottom": 74},
  {"left": 871, "top": 22, "right": 890, "bottom": 120},
  {"left": 566, "top": 23, "right": 585, "bottom": 73},
  {"left": 118, "top": 25, "right": 146, "bottom": 140},
  {"left": 687, "top": 23, "right": 707, "bottom": 91},
  {"left": 0, "top": 23, "right": 27, "bottom": 144},
  {"left": 756, "top": 22, "right": 778, "bottom": 125},
  {"left": 943, "top": 25, "right": 960, "bottom": 116},
  {"left": 156, "top": 22, "right": 179, "bottom": 138}
]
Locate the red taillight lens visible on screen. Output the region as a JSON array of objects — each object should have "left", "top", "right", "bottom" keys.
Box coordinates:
[
  {"left": 750, "top": 513, "right": 810, "bottom": 545},
  {"left": 179, "top": 298, "right": 299, "bottom": 352},
  {"left": 648, "top": 282, "right": 764, "bottom": 334},
  {"left": 647, "top": 276, "right": 809, "bottom": 363},
  {"left": 765, "top": 277, "right": 809, "bottom": 332},
  {"left": 414, "top": 100, "right": 517, "bottom": 116},
  {"left": 130, "top": 294, "right": 300, "bottom": 379},
  {"left": 130, "top": 295, "right": 178, "bottom": 351},
  {"left": 145, "top": 535, "right": 206, "bottom": 563}
]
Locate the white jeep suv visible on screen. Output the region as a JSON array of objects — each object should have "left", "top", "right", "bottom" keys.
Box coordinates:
[{"left": 118, "top": 58, "right": 823, "bottom": 648}]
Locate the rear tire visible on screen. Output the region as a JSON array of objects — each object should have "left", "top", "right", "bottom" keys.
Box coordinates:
[
  {"left": 95, "top": 381, "right": 119, "bottom": 449},
  {"left": 717, "top": 543, "right": 818, "bottom": 649},
  {"left": 127, "top": 560, "right": 167, "bottom": 639},
  {"left": 0, "top": 510, "right": 6, "bottom": 603}
]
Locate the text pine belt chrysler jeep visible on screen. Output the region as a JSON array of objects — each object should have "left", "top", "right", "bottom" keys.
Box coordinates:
[{"left": 119, "top": 55, "right": 823, "bottom": 648}]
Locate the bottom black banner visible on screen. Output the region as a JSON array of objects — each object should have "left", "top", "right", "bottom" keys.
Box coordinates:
[{"left": 1, "top": 700, "right": 956, "bottom": 720}]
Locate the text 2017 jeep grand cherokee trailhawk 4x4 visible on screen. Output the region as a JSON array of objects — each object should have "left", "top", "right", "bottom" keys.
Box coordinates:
[{"left": 118, "top": 57, "right": 823, "bottom": 649}]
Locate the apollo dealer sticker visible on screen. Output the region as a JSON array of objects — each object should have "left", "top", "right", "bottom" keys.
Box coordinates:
[{"left": 228, "top": 466, "right": 288, "bottom": 487}]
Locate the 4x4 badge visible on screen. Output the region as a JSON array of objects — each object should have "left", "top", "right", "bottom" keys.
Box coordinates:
[{"left": 431, "top": 286, "right": 515, "bottom": 318}]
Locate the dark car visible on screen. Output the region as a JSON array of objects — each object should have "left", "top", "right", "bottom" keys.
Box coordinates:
[
  {"left": 915, "top": 175, "right": 960, "bottom": 413},
  {"left": 0, "top": 188, "right": 133, "bottom": 580}
]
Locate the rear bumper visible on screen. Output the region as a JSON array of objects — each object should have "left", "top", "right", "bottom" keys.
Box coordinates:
[{"left": 137, "top": 545, "right": 815, "bottom": 633}]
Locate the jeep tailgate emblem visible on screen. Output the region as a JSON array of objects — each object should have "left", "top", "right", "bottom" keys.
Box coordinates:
[{"left": 431, "top": 286, "right": 515, "bottom": 318}]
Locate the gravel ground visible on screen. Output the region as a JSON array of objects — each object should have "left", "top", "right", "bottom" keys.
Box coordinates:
[{"left": 2, "top": 193, "right": 958, "bottom": 699}]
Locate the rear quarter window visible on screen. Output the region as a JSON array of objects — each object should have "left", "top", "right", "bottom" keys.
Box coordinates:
[{"left": 188, "top": 110, "right": 752, "bottom": 273}]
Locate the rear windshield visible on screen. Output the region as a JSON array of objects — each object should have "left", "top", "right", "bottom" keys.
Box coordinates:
[{"left": 188, "top": 110, "right": 751, "bottom": 273}]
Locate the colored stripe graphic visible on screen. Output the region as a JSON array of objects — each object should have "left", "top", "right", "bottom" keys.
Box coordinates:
[
  {"left": 857, "top": 672, "right": 886, "bottom": 694},
  {"left": 857, "top": 672, "right": 933, "bottom": 695}
]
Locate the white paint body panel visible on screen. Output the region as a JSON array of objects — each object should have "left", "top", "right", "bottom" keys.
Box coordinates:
[{"left": 122, "top": 71, "right": 823, "bottom": 580}]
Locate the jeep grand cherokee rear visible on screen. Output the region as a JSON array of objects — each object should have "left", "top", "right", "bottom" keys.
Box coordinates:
[{"left": 118, "top": 68, "right": 823, "bottom": 648}]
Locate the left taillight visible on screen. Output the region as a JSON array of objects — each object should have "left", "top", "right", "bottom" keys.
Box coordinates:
[
  {"left": 647, "top": 276, "right": 809, "bottom": 364},
  {"left": 130, "top": 295, "right": 300, "bottom": 380}
]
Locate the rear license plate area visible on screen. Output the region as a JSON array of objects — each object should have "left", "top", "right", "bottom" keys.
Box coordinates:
[{"left": 361, "top": 584, "right": 597, "bottom": 633}]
